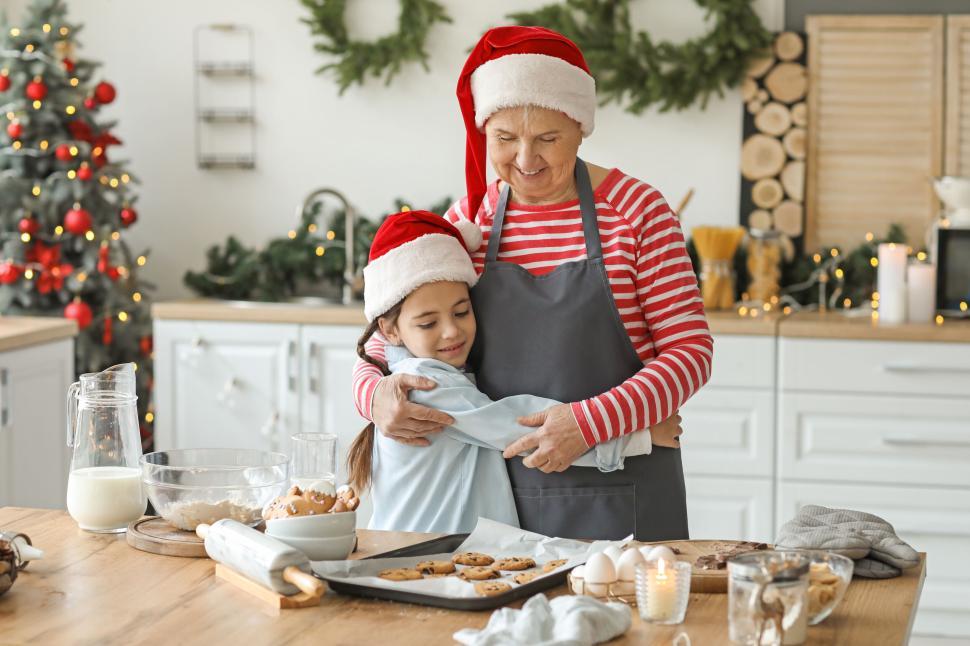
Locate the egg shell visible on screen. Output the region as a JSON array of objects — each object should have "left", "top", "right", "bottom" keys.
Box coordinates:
[
  {"left": 616, "top": 548, "right": 646, "bottom": 581},
  {"left": 603, "top": 545, "right": 624, "bottom": 566},
  {"left": 572, "top": 565, "right": 586, "bottom": 579},
  {"left": 643, "top": 545, "right": 677, "bottom": 564},
  {"left": 584, "top": 553, "right": 617, "bottom": 584}
]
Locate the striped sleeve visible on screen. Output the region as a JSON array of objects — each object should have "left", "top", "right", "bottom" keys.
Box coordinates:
[
  {"left": 570, "top": 189, "right": 714, "bottom": 446},
  {"left": 351, "top": 332, "right": 387, "bottom": 421}
]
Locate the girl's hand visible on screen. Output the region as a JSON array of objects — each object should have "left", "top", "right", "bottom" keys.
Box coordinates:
[
  {"left": 372, "top": 374, "right": 455, "bottom": 446},
  {"left": 502, "top": 404, "right": 588, "bottom": 473},
  {"left": 650, "top": 411, "right": 683, "bottom": 448}
]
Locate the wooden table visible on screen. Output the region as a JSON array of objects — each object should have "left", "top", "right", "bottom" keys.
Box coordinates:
[{"left": 0, "top": 508, "right": 925, "bottom": 645}]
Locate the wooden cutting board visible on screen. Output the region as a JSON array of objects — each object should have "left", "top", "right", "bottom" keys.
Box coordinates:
[
  {"left": 633, "top": 539, "right": 771, "bottom": 594},
  {"left": 126, "top": 517, "right": 208, "bottom": 558}
]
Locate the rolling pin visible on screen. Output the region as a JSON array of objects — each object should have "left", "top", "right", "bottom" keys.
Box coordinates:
[{"left": 196, "top": 519, "right": 323, "bottom": 598}]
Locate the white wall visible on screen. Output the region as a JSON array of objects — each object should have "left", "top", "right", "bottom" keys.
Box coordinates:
[{"left": 1, "top": 0, "right": 783, "bottom": 299}]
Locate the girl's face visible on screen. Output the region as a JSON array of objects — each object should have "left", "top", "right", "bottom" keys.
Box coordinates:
[
  {"left": 379, "top": 281, "right": 476, "bottom": 368},
  {"left": 485, "top": 105, "right": 583, "bottom": 205}
]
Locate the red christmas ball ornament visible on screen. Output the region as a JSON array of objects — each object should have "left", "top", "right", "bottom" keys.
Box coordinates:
[
  {"left": 25, "top": 78, "right": 47, "bottom": 101},
  {"left": 62, "top": 58, "right": 75, "bottom": 73},
  {"left": 106, "top": 267, "right": 120, "bottom": 281},
  {"left": 63, "top": 206, "right": 92, "bottom": 235},
  {"left": 6, "top": 121, "right": 23, "bottom": 139},
  {"left": 77, "top": 163, "right": 93, "bottom": 181},
  {"left": 55, "top": 144, "right": 74, "bottom": 161},
  {"left": 0, "top": 262, "right": 22, "bottom": 284},
  {"left": 139, "top": 335, "right": 153, "bottom": 356},
  {"left": 120, "top": 207, "right": 138, "bottom": 227},
  {"left": 93, "top": 81, "right": 116, "bottom": 104},
  {"left": 0, "top": 74, "right": 10, "bottom": 92},
  {"left": 18, "top": 216, "right": 39, "bottom": 235},
  {"left": 63, "top": 299, "right": 93, "bottom": 330},
  {"left": 83, "top": 96, "right": 96, "bottom": 110}
]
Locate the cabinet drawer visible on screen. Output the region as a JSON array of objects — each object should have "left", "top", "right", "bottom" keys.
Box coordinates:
[
  {"left": 778, "top": 481, "right": 970, "bottom": 637},
  {"left": 780, "top": 337, "right": 970, "bottom": 397},
  {"left": 779, "top": 392, "right": 970, "bottom": 487},
  {"left": 680, "top": 387, "right": 774, "bottom": 478},
  {"left": 685, "top": 475, "right": 774, "bottom": 542},
  {"left": 708, "top": 335, "right": 775, "bottom": 389}
]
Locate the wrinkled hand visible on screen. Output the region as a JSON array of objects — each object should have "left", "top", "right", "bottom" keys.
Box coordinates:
[
  {"left": 502, "top": 404, "right": 588, "bottom": 473},
  {"left": 650, "top": 411, "right": 683, "bottom": 448},
  {"left": 371, "top": 374, "right": 454, "bottom": 447}
]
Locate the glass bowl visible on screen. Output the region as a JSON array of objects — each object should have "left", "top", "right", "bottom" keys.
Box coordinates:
[
  {"left": 141, "top": 449, "right": 288, "bottom": 531},
  {"left": 801, "top": 550, "right": 854, "bottom": 624}
]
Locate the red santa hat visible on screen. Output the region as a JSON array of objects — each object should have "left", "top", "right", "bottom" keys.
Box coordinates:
[
  {"left": 457, "top": 26, "right": 596, "bottom": 219},
  {"left": 363, "top": 209, "right": 482, "bottom": 322}
]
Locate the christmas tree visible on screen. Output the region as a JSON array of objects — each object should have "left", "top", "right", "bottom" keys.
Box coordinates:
[{"left": 0, "top": 0, "right": 155, "bottom": 449}]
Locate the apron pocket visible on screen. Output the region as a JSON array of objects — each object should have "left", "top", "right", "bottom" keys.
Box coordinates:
[
  {"left": 511, "top": 487, "right": 541, "bottom": 534},
  {"left": 536, "top": 485, "right": 637, "bottom": 541}
]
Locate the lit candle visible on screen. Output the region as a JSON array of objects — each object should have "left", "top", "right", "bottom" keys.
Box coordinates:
[
  {"left": 877, "top": 243, "right": 907, "bottom": 325},
  {"left": 907, "top": 263, "right": 936, "bottom": 323},
  {"left": 645, "top": 558, "right": 678, "bottom": 621}
]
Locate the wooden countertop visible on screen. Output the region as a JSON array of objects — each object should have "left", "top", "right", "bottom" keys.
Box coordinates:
[
  {"left": 152, "top": 299, "right": 368, "bottom": 326},
  {"left": 780, "top": 310, "right": 970, "bottom": 343},
  {"left": 0, "top": 507, "right": 925, "bottom": 645},
  {"left": 0, "top": 316, "right": 77, "bottom": 353}
]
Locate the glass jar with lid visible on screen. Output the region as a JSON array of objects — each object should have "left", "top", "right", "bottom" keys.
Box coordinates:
[{"left": 727, "top": 550, "right": 810, "bottom": 645}]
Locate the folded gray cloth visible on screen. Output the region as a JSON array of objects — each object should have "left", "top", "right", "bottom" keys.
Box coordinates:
[
  {"left": 453, "top": 593, "right": 631, "bottom": 646},
  {"left": 775, "top": 505, "right": 920, "bottom": 578}
]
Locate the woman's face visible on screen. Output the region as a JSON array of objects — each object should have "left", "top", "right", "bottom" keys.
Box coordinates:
[
  {"left": 379, "top": 281, "right": 476, "bottom": 368},
  {"left": 485, "top": 106, "right": 583, "bottom": 205}
]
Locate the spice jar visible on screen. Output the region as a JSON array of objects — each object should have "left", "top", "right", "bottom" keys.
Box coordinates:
[
  {"left": 746, "top": 229, "right": 783, "bottom": 304},
  {"left": 727, "top": 550, "right": 810, "bottom": 646}
]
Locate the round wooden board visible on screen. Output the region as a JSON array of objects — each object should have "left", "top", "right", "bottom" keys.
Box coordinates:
[
  {"left": 127, "top": 516, "right": 207, "bottom": 558},
  {"left": 633, "top": 539, "right": 773, "bottom": 594}
]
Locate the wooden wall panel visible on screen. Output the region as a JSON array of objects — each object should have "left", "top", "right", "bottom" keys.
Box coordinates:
[
  {"left": 806, "top": 15, "right": 943, "bottom": 250},
  {"left": 945, "top": 15, "right": 970, "bottom": 175}
]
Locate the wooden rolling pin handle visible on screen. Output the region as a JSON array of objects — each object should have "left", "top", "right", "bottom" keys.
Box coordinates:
[{"left": 283, "top": 566, "right": 324, "bottom": 597}]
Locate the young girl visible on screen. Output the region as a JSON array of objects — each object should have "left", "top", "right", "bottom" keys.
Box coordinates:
[{"left": 349, "top": 210, "right": 678, "bottom": 533}]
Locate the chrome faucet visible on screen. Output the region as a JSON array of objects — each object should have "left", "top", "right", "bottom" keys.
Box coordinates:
[{"left": 297, "top": 188, "right": 357, "bottom": 305}]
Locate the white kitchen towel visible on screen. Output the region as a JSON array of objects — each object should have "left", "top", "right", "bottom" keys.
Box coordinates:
[{"left": 453, "top": 593, "right": 631, "bottom": 646}]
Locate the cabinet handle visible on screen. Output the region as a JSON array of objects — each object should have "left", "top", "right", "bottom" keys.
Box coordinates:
[
  {"left": 882, "top": 362, "right": 970, "bottom": 375},
  {"left": 0, "top": 368, "right": 8, "bottom": 430},
  {"left": 308, "top": 342, "right": 319, "bottom": 394},
  {"left": 287, "top": 341, "right": 297, "bottom": 392},
  {"left": 883, "top": 437, "right": 970, "bottom": 448}
]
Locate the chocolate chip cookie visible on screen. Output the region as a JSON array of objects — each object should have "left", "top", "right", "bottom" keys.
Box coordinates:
[
  {"left": 415, "top": 560, "right": 456, "bottom": 575},
  {"left": 542, "top": 559, "right": 568, "bottom": 573},
  {"left": 513, "top": 571, "right": 541, "bottom": 585},
  {"left": 494, "top": 557, "right": 536, "bottom": 571},
  {"left": 457, "top": 566, "right": 499, "bottom": 581},
  {"left": 378, "top": 568, "right": 423, "bottom": 581},
  {"left": 474, "top": 581, "right": 511, "bottom": 597},
  {"left": 452, "top": 552, "right": 495, "bottom": 566}
]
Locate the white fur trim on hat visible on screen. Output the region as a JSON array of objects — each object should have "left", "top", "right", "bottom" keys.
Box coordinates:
[
  {"left": 471, "top": 53, "right": 596, "bottom": 136},
  {"left": 452, "top": 218, "right": 483, "bottom": 252},
  {"left": 363, "top": 233, "right": 479, "bottom": 321}
]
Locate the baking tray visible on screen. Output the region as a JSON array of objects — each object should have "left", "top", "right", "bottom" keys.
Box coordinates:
[{"left": 320, "top": 533, "right": 571, "bottom": 611}]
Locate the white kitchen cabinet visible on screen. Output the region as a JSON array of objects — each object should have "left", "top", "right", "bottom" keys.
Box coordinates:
[
  {"left": 779, "top": 481, "right": 970, "bottom": 638},
  {"left": 0, "top": 338, "right": 74, "bottom": 509},
  {"left": 685, "top": 475, "right": 774, "bottom": 542},
  {"left": 680, "top": 387, "right": 774, "bottom": 478}
]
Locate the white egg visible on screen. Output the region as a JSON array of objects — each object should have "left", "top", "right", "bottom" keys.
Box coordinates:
[
  {"left": 603, "top": 545, "right": 624, "bottom": 566},
  {"left": 584, "top": 552, "right": 617, "bottom": 584},
  {"left": 642, "top": 545, "right": 677, "bottom": 564},
  {"left": 616, "top": 548, "right": 646, "bottom": 581},
  {"left": 572, "top": 565, "right": 586, "bottom": 579}
]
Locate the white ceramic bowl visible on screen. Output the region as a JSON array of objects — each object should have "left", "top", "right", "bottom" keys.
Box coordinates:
[
  {"left": 264, "top": 510, "right": 357, "bottom": 538},
  {"left": 265, "top": 530, "right": 355, "bottom": 561}
]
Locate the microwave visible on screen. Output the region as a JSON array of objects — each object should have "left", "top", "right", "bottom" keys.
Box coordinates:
[{"left": 936, "top": 227, "right": 970, "bottom": 317}]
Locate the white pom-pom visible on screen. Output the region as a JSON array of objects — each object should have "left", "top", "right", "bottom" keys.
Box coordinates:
[{"left": 452, "top": 218, "right": 483, "bottom": 252}]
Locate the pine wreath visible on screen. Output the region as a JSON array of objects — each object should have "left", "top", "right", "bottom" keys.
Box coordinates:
[
  {"left": 300, "top": 0, "right": 452, "bottom": 94},
  {"left": 509, "top": 0, "right": 773, "bottom": 113}
]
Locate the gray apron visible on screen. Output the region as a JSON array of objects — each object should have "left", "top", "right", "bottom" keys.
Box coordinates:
[{"left": 469, "top": 160, "right": 689, "bottom": 541}]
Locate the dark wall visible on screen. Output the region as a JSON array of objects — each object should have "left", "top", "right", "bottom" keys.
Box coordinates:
[{"left": 785, "top": 0, "right": 970, "bottom": 30}]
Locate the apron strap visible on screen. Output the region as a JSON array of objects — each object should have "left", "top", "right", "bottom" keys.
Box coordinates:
[{"left": 486, "top": 158, "right": 602, "bottom": 263}]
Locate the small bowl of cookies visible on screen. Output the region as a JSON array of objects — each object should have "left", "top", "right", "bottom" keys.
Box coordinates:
[
  {"left": 800, "top": 550, "right": 854, "bottom": 625},
  {"left": 262, "top": 484, "right": 360, "bottom": 560}
]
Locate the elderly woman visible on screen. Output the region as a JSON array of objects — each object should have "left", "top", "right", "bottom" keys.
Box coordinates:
[{"left": 352, "top": 26, "right": 713, "bottom": 541}]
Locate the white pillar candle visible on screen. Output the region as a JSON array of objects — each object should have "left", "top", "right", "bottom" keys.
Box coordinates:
[
  {"left": 907, "top": 263, "right": 937, "bottom": 323},
  {"left": 877, "top": 243, "right": 908, "bottom": 325},
  {"left": 645, "top": 558, "right": 678, "bottom": 621}
]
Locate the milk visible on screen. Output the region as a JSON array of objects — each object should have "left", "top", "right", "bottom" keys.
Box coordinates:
[{"left": 66, "top": 466, "right": 146, "bottom": 532}]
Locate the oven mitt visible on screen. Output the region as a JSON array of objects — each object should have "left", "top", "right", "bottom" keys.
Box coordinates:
[{"left": 775, "top": 505, "right": 919, "bottom": 578}]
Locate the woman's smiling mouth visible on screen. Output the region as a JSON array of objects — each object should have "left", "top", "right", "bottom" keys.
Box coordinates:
[{"left": 438, "top": 341, "right": 466, "bottom": 356}]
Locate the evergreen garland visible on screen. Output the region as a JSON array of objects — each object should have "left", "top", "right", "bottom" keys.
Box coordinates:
[
  {"left": 300, "top": 0, "right": 452, "bottom": 94},
  {"left": 508, "top": 0, "right": 773, "bottom": 113}
]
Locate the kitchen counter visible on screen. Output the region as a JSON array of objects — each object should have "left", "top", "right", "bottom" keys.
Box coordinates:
[
  {"left": 779, "top": 310, "right": 970, "bottom": 343},
  {"left": 0, "top": 507, "right": 925, "bottom": 645},
  {"left": 0, "top": 316, "right": 77, "bottom": 353}
]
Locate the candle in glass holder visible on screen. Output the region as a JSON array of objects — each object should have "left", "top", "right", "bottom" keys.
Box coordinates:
[
  {"left": 636, "top": 558, "right": 690, "bottom": 624},
  {"left": 646, "top": 558, "right": 677, "bottom": 620}
]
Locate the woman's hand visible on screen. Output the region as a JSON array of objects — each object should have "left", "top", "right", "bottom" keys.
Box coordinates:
[
  {"left": 650, "top": 411, "right": 683, "bottom": 448},
  {"left": 372, "top": 374, "right": 455, "bottom": 447},
  {"left": 502, "top": 404, "right": 588, "bottom": 472}
]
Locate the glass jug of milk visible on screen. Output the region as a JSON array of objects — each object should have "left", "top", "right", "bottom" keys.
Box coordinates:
[{"left": 66, "top": 363, "right": 146, "bottom": 533}]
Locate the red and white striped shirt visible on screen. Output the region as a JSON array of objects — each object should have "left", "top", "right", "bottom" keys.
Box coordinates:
[{"left": 352, "top": 168, "right": 713, "bottom": 448}]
